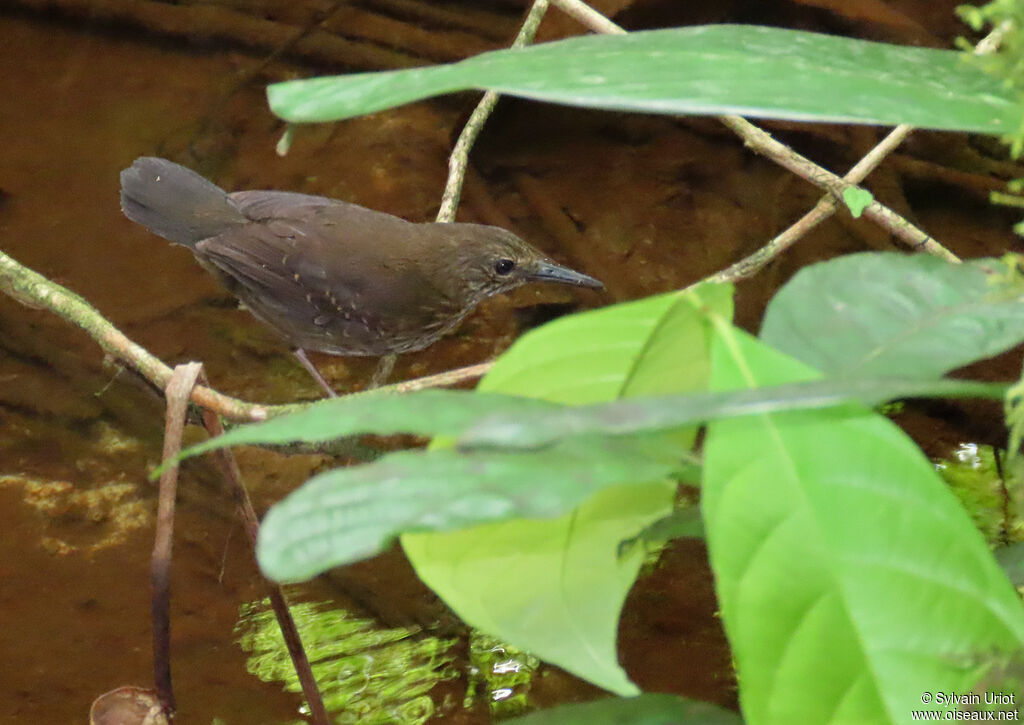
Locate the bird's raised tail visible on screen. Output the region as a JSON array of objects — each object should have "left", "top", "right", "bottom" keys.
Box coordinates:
[{"left": 119, "top": 157, "right": 248, "bottom": 247}]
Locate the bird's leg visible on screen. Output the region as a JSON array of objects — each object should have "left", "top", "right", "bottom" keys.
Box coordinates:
[
  {"left": 367, "top": 354, "right": 397, "bottom": 389},
  {"left": 293, "top": 348, "right": 338, "bottom": 398}
]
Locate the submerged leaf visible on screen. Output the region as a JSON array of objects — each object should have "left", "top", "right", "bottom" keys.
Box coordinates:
[{"left": 237, "top": 600, "right": 456, "bottom": 724}]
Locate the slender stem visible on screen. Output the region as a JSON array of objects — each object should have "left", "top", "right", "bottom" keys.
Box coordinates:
[
  {"left": 151, "top": 362, "right": 205, "bottom": 718},
  {"left": 709, "top": 21, "right": 1012, "bottom": 281},
  {"left": 197, "top": 374, "right": 331, "bottom": 725},
  {"left": 550, "top": 0, "right": 625, "bottom": 34},
  {"left": 718, "top": 115, "right": 958, "bottom": 262},
  {"left": 436, "top": 0, "right": 551, "bottom": 222}
]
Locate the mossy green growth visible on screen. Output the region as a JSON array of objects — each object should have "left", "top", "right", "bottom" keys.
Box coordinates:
[
  {"left": 236, "top": 600, "right": 457, "bottom": 724},
  {"left": 936, "top": 443, "right": 1024, "bottom": 545},
  {"left": 464, "top": 631, "right": 540, "bottom": 719},
  {"left": 957, "top": 0, "right": 1024, "bottom": 156}
]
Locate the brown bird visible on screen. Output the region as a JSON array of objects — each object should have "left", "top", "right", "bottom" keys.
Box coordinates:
[{"left": 119, "top": 157, "right": 602, "bottom": 395}]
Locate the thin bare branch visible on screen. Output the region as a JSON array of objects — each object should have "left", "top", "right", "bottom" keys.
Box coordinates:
[
  {"left": 437, "top": 0, "right": 551, "bottom": 222},
  {"left": 197, "top": 369, "right": 331, "bottom": 725},
  {"left": 551, "top": 0, "right": 626, "bottom": 34},
  {"left": 720, "top": 115, "right": 957, "bottom": 261},
  {"left": 549, "top": 0, "right": 984, "bottom": 271},
  {"left": 711, "top": 20, "right": 1012, "bottom": 280}
]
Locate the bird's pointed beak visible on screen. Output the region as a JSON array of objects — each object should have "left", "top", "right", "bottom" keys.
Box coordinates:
[{"left": 526, "top": 260, "right": 604, "bottom": 289}]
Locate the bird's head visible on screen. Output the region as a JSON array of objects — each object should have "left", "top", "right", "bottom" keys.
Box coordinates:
[{"left": 442, "top": 224, "right": 603, "bottom": 306}]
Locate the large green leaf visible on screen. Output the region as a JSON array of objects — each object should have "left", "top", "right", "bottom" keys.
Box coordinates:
[
  {"left": 256, "top": 436, "right": 677, "bottom": 583},
  {"left": 703, "top": 324, "right": 1024, "bottom": 724},
  {"left": 403, "top": 482, "right": 673, "bottom": 698},
  {"left": 254, "top": 287, "right": 728, "bottom": 692},
  {"left": 760, "top": 254, "right": 1024, "bottom": 378},
  {"left": 402, "top": 283, "right": 732, "bottom": 696},
  {"left": 268, "top": 25, "right": 1020, "bottom": 134},
  {"left": 476, "top": 284, "right": 732, "bottom": 403},
  {"left": 178, "top": 375, "right": 1004, "bottom": 461}
]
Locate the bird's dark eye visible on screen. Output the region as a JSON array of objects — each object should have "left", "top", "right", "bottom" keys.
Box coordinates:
[{"left": 494, "top": 258, "right": 516, "bottom": 275}]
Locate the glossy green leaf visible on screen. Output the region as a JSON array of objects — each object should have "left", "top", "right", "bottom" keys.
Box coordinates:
[
  {"left": 402, "top": 283, "right": 732, "bottom": 695},
  {"left": 256, "top": 437, "right": 677, "bottom": 584},
  {"left": 268, "top": 26, "right": 1020, "bottom": 134},
  {"left": 178, "top": 389, "right": 557, "bottom": 460},
  {"left": 177, "top": 374, "right": 1005, "bottom": 464},
  {"left": 760, "top": 253, "right": 1024, "bottom": 379},
  {"left": 256, "top": 288, "right": 725, "bottom": 583},
  {"left": 703, "top": 324, "right": 1024, "bottom": 724},
  {"left": 459, "top": 377, "right": 1005, "bottom": 449},
  {"left": 476, "top": 284, "right": 733, "bottom": 403},
  {"left": 403, "top": 482, "right": 673, "bottom": 697},
  {"left": 505, "top": 694, "right": 742, "bottom": 725}
]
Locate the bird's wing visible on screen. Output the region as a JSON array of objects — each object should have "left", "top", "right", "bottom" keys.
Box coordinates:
[
  {"left": 194, "top": 196, "right": 446, "bottom": 350},
  {"left": 229, "top": 189, "right": 336, "bottom": 218}
]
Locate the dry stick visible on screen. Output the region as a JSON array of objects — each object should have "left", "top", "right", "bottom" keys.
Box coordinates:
[
  {"left": 550, "top": 0, "right": 963, "bottom": 267},
  {"left": 0, "top": 247, "right": 272, "bottom": 420},
  {"left": 711, "top": 124, "right": 916, "bottom": 281},
  {"left": 151, "top": 362, "right": 205, "bottom": 718},
  {"left": 436, "top": 0, "right": 552, "bottom": 222},
  {"left": 550, "top": 0, "right": 623, "bottom": 33},
  {"left": 196, "top": 370, "right": 331, "bottom": 725},
  {"left": 720, "top": 115, "right": 958, "bottom": 261}
]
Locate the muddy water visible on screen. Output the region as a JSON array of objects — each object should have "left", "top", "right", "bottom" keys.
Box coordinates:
[{"left": 0, "top": 5, "right": 1019, "bottom": 724}]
